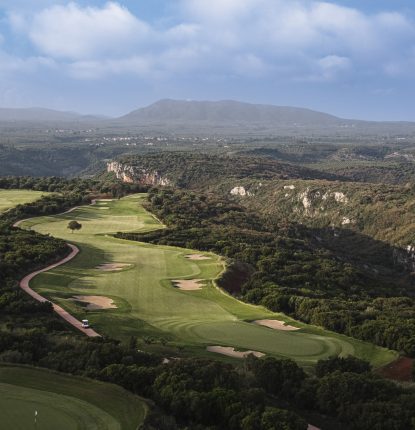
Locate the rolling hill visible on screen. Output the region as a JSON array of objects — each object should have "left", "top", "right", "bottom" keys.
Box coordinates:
[
  {"left": 114, "top": 99, "right": 415, "bottom": 135},
  {"left": 118, "top": 99, "right": 341, "bottom": 125},
  {"left": 0, "top": 107, "right": 104, "bottom": 123}
]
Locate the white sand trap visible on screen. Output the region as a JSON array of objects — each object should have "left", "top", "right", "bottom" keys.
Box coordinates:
[
  {"left": 172, "top": 279, "right": 204, "bottom": 291},
  {"left": 207, "top": 346, "right": 265, "bottom": 359},
  {"left": 96, "top": 263, "right": 132, "bottom": 271},
  {"left": 97, "top": 207, "right": 110, "bottom": 210},
  {"left": 254, "top": 319, "right": 300, "bottom": 331},
  {"left": 185, "top": 254, "right": 211, "bottom": 261},
  {"left": 72, "top": 295, "right": 117, "bottom": 310}
]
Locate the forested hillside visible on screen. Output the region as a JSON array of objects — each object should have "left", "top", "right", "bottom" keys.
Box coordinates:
[
  {"left": 2, "top": 174, "right": 415, "bottom": 428},
  {"left": 111, "top": 153, "right": 340, "bottom": 188},
  {"left": 111, "top": 152, "right": 415, "bottom": 248},
  {"left": 117, "top": 188, "right": 415, "bottom": 357},
  {"left": 111, "top": 152, "right": 415, "bottom": 359}
]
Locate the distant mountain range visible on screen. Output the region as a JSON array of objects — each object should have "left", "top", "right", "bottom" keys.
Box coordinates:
[
  {"left": 1, "top": 100, "right": 415, "bottom": 136},
  {"left": 118, "top": 99, "right": 341, "bottom": 126},
  {"left": 115, "top": 99, "right": 415, "bottom": 135},
  {"left": 0, "top": 107, "right": 105, "bottom": 123}
]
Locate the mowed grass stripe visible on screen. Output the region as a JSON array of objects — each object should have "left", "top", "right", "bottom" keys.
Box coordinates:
[
  {"left": 22, "top": 194, "right": 397, "bottom": 367},
  {"left": 0, "top": 365, "right": 147, "bottom": 430},
  {"left": 0, "top": 189, "right": 47, "bottom": 213}
]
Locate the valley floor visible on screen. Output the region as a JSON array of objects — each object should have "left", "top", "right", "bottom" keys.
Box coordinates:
[{"left": 21, "top": 194, "right": 396, "bottom": 367}]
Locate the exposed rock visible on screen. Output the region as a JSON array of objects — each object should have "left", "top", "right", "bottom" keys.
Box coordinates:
[
  {"left": 394, "top": 245, "right": 415, "bottom": 271},
  {"left": 230, "top": 186, "right": 252, "bottom": 197},
  {"left": 333, "top": 191, "right": 348, "bottom": 203},
  {"left": 107, "top": 161, "right": 171, "bottom": 186},
  {"left": 298, "top": 189, "right": 312, "bottom": 212}
]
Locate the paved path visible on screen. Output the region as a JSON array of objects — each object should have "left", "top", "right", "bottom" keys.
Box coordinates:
[{"left": 17, "top": 213, "right": 101, "bottom": 337}]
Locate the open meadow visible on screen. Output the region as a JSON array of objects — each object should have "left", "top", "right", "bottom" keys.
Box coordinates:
[
  {"left": 21, "top": 194, "right": 397, "bottom": 367},
  {"left": 0, "top": 189, "right": 46, "bottom": 213},
  {"left": 0, "top": 365, "right": 147, "bottom": 430}
]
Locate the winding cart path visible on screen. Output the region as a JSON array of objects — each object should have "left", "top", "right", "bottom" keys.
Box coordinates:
[{"left": 19, "top": 243, "right": 101, "bottom": 337}]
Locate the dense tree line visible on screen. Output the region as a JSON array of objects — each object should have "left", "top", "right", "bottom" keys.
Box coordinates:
[
  {"left": 1, "top": 182, "right": 415, "bottom": 429},
  {"left": 0, "top": 184, "right": 308, "bottom": 429},
  {"left": 1, "top": 326, "right": 415, "bottom": 429},
  {"left": 0, "top": 175, "right": 148, "bottom": 198},
  {"left": 115, "top": 152, "right": 339, "bottom": 190},
  {"left": 117, "top": 188, "right": 415, "bottom": 357}
]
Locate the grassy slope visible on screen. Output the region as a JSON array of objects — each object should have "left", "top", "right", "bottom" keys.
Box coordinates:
[
  {"left": 0, "top": 365, "right": 147, "bottom": 430},
  {"left": 22, "top": 194, "right": 396, "bottom": 367},
  {"left": 0, "top": 189, "right": 46, "bottom": 213}
]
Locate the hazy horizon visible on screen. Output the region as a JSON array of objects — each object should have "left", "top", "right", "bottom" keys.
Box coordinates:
[
  {"left": 1, "top": 1, "right": 415, "bottom": 120},
  {"left": 1, "top": 98, "right": 415, "bottom": 123}
]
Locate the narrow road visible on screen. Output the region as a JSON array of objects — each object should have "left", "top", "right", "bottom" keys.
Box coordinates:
[{"left": 18, "top": 230, "right": 101, "bottom": 337}]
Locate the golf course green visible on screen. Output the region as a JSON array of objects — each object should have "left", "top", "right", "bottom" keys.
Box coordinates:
[
  {"left": 0, "top": 365, "right": 147, "bottom": 430},
  {"left": 21, "top": 194, "right": 397, "bottom": 367},
  {"left": 0, "top": 189, "right": 46, "bottom": 213}
]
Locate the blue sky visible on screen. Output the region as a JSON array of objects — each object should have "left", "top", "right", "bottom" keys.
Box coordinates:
[{"left": 0, "top": 1, "right": 415, "bottom": 120}]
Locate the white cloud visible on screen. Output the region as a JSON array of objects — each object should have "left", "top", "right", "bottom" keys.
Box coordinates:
[
  {"left": 0, "top": 51, "right": 55, "bottom": 77},
  {"left": 68, "top": 56, "right": 154, "bottom": 79},
  {"left": 29, "top": 2, "right": 150, "bottom": 60},
  {"left": 2, "top": 0, "right": 415, "bottom": 82}
]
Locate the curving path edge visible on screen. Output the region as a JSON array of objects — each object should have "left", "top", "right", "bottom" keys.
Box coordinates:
[{"left": 16, "top": 203, "right": 101, "bottom": 337}]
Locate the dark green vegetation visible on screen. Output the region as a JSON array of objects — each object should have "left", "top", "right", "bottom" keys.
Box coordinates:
[
  {"left": 2, "top": 135, "right": 415, "bottom": 430},
  {"left": 23, "top": 195, "right": 393, "bottom": 367},
  {"left": 121, "top": 187, "right": 415, "bottom": 357},
  {"left": 112, "top": 152, "right": 341, "bottom": 187},
  {"left": 108, "top": 151, "right": 415, "bottom": 359},
  {"left": 0, "top": 185, "right": 313, "bottom": 429},
  {"left": 67, "top": 220, "right": 82, "bottom": 233},
  {"left": 245, "top": 143, "right": 415, "bottom": 185}
]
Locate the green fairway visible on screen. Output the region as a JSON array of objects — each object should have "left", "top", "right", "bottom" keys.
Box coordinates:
[
  {"left": 0, "top": 189, "right": 46, "bottom": 213},
  {"left": 21, "top": 194, "right": 397, "bottom": 367},
  {"left": 0, "top": 365, "right": 147, "bottom": 430}
]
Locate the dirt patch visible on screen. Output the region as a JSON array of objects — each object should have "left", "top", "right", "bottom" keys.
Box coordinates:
[
  {"left": 207, "top": 346, "right": 265, "bottom": 358},
  {"left": 254, "top": 319, "right": 300, "bottom": 331},
  {"left": 376, "top": 357, "right": 413, "bottom": 382},
  {"left": 185, "top": 254, "right": 211, "bottom": 261},
  {"left": 96, "top": 263, "right": 132, "bottom": 271},
  {"left": 172, "top": 279, "right": 204, "bottom": 291},
  {"left": 72, "top": 295, "right": 117, "bottom": 310}
]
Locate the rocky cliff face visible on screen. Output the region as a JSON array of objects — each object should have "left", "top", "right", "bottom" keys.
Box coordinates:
[
  {"left": 394, "top": 246, "right": 415, "bottom": 272},
  {"left": 107, "top": 161, "right": 171, "bottom": 186}
]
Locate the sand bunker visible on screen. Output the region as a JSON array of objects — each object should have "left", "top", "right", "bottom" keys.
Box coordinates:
[
  {"left": 72, "top": 295, "right": 117, "bottom": 310},
  {"left": 185, "top": 254, "right": 211, "bottom": 261},
  {"left": 96, "top": 263, "right": 132, "bottom": 271},
  {"left": 172, "top": 279, "right": 204, "bottom": 291},
  {"left": 254, "top": 319, "right": 300, "bottom": 331},
  {"left": 207, "top": 346, "right": 265, "bottom": 359},
  {"left": 307, "top": 426, "right": 321, "bottom": 430},
  {"left": 97, "top": 207, "right": 110, "bottom": 210}
]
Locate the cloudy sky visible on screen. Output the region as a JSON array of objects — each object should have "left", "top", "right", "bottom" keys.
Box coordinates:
[{"left": 0, "top": 0, "right": 414, "bottom": 119}]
